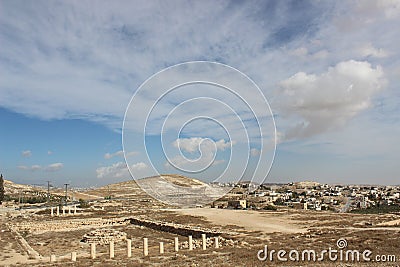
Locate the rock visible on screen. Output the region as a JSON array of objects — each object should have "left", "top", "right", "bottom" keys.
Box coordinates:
[{"left": 82, "top": 229, "right": 127, "bottom": 245}]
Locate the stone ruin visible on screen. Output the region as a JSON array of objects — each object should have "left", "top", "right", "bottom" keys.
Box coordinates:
[
  {"left": 10, "top": 217, "right": 130, "bottom": 234},
  {"left": 81, "top": 229, "right": 127, "bottom": 245},
  {"left": 179, "top": 236, "right": 239, "bottom": 249}
]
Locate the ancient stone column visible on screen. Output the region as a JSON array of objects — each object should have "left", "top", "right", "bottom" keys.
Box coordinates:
[
  {"left": 68, "top": 206, "right": 72, "bottom": 214},
  {"left": 202, "top": 234, "right": 206, "bottom": 250},
  {"left": 90, "top": 243, "right": 96, "bottom": 259},
  {"left": 71, "top": 252, "right": 77, "bottom": 262},
  {"left": 188, "top": 235, "right": 193, "bottom": 250},
  {"left": 56, "top": 206, "right": 59, "bottom": 216},
  {"left": 74, "top": 205, "right": 77, "bottom": 214},
  {"left": 127, "top": 239, "right": 132, "bottom": 258},
  {"left": 50, "top": 255, "right": 56, "bottom": 262},
  {"left": 143, "top": 238, "right": 148, "bottom": 256},
  {"left": 159, "top": 242, "right": 164, "bottom": 254},
  {"left": 214, "top": 237, "right": 219, "bottom": 248},
  {"left": 51, "top": 207, "right": 54, "bottom": 217},
  {"left": 109, "top": 241, "right": 114, "bottom": 259},
  {"left": 174, "top": 237, "right": 179, "bottom": 252},
  {"left": 62, "top": 206, "right": 65, "bottom": 215}
]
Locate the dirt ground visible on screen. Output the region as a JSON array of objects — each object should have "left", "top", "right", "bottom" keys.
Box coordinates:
[
  {"left": 171, "top": 208, "right": 306, "bottom": 234},
  {"left": 0, "top": 217, "right": 30, "bottom": 266},
  {"left": 1, "top": 204, "right": 400, "bottom": 267}
]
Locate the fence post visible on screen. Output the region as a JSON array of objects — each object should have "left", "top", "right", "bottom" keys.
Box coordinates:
[
  {"left": 127, "top": 239, "right": 132, "bottom": 258},
  {"left": 202, "top": 234, "right": 206, "bottom": 250},
  {"left": 90, "top": 243, "right": 96, "bottom": 259},
  {"left": 143, "top": 238, "right": 148, "bottom": 256},
  {"left": 174, "top": 237, "right": 179, "bottom": 252},
  {"left": 188, "top": 235, "right": 193, "bottom": 250},
  {"left": 71, "top": 252, "right": 77, "bottom": 262},
  {"left": 109, "top": 241, "right": 114, "bottom": 259}
]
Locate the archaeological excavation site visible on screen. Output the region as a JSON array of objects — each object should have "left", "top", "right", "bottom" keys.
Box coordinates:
[{"left": 1, "top": 176, "right": 400, "bottom": 267}]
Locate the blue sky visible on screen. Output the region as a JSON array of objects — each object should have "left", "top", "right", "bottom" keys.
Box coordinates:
[{"left": 0, "top": 0, "right": 399, "bottom": 187}]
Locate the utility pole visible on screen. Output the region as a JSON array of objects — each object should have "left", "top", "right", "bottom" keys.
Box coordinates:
[
  {"left": 107, "top": 185, "right": 111, "bottom": 199},
  {"left": 64, "top": 183, "right": 69, "bottom": 204},
  {"left": 46, "top": 181, "right": 51, "bottom": 202}
]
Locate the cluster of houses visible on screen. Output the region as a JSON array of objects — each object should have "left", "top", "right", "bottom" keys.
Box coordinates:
[{"left": 211, "top": 181, "right": 400, "bottom": 212}]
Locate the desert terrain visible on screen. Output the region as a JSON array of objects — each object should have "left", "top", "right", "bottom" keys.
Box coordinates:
[{"left": 1, "top": 177, "right": 399, "bottom": 267}]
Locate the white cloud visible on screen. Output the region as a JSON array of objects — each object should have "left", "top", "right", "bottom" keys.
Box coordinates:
[
  {"left": 31, "top": 165, "right": 42, "bottom": 171},
  {"left": 45, "top": 163, "right": 63, "bottom": 172},
  {"left": 96, "top": 161, "right": 147, "bottom": 179},
  {"left": 0, "top": 2, "right": 397, "bottom": 133},
  {"left": 18, "top": 163, "right": 63, "bottom": 172},
  {"left": 96, "top": 162, "right": 129, "bottom": 178},
  {"left": 97, "top": 162, "right": 127, "bottom": 179},
  {"left": 1, "top": 1, "right": 400, "bottom": 184},
  {"left": 359, "top": 43, "right": 388, "bottom": 58},
  {"left": 0, "top": 1, "right": 334, "bottom": 131},
  {"left": 278, "top": 60, "right": 386, "bottom": 140},
  {"left": 131, "top": 162, "right": 147, "bottom": 171},
  {"left": 104, "top": 150, "right": 124, "bottom": 159},
  {"left": 104, "top": 150, "right": 138, "bottom": 159},
  {"left": 355, "top": 0, "right": 400, "bottom": 20},
  {"left": 215, "top": 139, "right": 235, "bottom": 151},
  {"left": 290, "top": 47, "right": 308, "bottom": 57},
  {"left": 173, "top": 137, "right": 233, "bottom": 153},
  {"left": 21, "top": 150, "right": 32, "bottom": 157},
  {"left": 165, "top": 137, "right": 233, "bottom": 171},
  {"left": 18, "top": 165, "right": 41, "bottom": 171}
]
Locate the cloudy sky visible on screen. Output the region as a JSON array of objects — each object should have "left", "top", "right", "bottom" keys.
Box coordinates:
[{"left": 0, "top": 0, "right": 399, "bottom": 187}]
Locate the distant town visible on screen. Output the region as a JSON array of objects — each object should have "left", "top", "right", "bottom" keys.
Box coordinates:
[
  {"left": 211, "top": 181, "right": 400, "bottom": 213},
  {"left": 3, "top": 177, "right": 400, "bottom": 214}
]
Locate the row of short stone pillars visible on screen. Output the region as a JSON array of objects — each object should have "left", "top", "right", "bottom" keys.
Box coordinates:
[
  {"left": 50, "top": 205, "right": 77, "bottom": 216},
  {"left": 142, "top": 234, "right": 219, "bottom": 257},
  {"left": 50, "top": 234, "right": 220, "bottom": 262}
]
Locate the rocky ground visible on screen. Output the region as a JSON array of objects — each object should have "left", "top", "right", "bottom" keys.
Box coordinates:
[
  {"left": 1, "top": 178, "right": 399, "bottom": 266},
  {"left": 1, "top": 202, "right": 400, "bottom": 267}
]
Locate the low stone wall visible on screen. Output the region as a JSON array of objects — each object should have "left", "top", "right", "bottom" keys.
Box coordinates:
[
  {"left": 9, "top": 215, "right": 232, "bottom": 239},
  {"left": 10, "top": 217, "right": 130, "bottom": 234},
  {"left": 82, "top": 229, "right": 127, "bottom": 245},
  {"left": 6, "top": 223, "right": 41, "bottom": 259},
  {"left": 180, "top": 236, "right": 235, "bottom": 249},
  {"left": 126, "top": 217, "right": 226, "bottom": 238}
]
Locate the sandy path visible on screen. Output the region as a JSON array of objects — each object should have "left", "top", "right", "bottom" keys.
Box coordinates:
[
  {"left": 0, "top": 216, "right": 36, "bottom": 266},
  {"left": 172, "top": 208, "right": 305, "bottom": 233},
  {"left": 72, "top": 191, "right": 102, "bottom": 200},
  {"left": 377, "top": 218, "right": 400, "bottom": 226}
]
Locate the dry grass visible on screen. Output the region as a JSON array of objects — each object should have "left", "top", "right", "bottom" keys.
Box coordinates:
[{"left": 2, "top": 177, "right": 400, "bottom": 266}]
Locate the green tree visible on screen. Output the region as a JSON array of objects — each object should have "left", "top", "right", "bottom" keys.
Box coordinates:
[
  {"left": 78, "top": 198, "right": 90, "bottom": 208},
  {"left": 0, "top": 174, "right": 4, "bottom": 204}
]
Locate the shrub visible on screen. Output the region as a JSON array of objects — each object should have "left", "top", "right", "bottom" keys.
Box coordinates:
[{"left": 263, "top": 204, "right": 277, "bottom": 211}]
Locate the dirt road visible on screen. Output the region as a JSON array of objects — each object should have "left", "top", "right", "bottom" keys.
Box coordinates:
[{"left": 172, "top": 208, "right": 305, "bottom": 233}]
